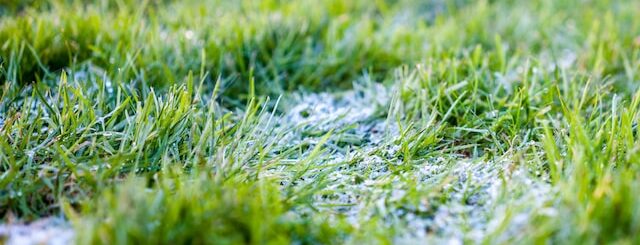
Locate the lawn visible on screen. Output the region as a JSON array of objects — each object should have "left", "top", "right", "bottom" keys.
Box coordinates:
[{"left": 1, "top": 0, "right": 640, "bottom": 244}]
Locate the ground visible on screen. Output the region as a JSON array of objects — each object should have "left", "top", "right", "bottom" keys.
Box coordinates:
[{"left": 1, "top": 0, "right": 640, "bottom": 244}]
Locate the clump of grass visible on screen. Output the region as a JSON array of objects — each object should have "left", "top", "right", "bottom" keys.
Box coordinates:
[
  {"left": 528, "top": 85, "right": 640, "bottom": 243},
  {"left": 69, "top": 171, "right": 352, "bottom": 245}
]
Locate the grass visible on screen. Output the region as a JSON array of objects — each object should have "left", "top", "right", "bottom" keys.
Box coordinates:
[{"left": 1, "top": 0, "right": 640, "bottom": 244}]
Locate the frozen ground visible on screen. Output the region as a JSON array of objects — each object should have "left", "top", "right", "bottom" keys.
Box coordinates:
[
  {"left": 0, "top": 218, "right": 74, "bottom": 245},
  {"left": 0, "top": 84, "right": 555, "bottom": 244},
  {"left": 278, "top": 84, "right": 556, "bottom": 243}
]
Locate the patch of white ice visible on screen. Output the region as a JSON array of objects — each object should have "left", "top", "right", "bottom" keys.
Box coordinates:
[{"left": 0, "top": 218, "right": 74, "bottom": 245}]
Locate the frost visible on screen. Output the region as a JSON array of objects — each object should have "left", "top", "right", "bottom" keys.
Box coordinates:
[{"left": 0, "top": 218, "right": 74, "bottom": 245}]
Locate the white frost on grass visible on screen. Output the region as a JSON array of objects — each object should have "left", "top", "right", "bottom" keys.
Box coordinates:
[
  {"left": 278, "top": 84, "right": 556, "bottom": 243},
  {"left": 0, "top": 218, "right": 74, "bottom": 245},
  {"left": 284, "top": 82, "right": 391, "bottom": 134},
  {"left": 406, "top": 158, "right": 556, "bottom": 244},
  {"left": 0, "top": 83, "right": 555, "bottom": 244}
]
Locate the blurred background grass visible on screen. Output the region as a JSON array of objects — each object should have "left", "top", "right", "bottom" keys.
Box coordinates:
[{"left": 2, "top": 0, "right": 636, "bottom": 99}]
